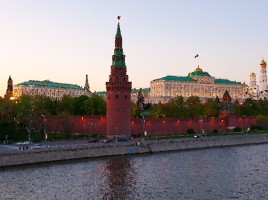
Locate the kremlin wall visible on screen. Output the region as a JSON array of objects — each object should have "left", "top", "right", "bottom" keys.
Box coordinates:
[{"left": 32, "top": 114, "right": 255, "bottom": 136}]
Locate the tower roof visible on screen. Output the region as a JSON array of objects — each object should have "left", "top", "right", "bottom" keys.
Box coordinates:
[
  {"left": 112, "top": 16, "right": 126, "bottom": 67},
  {"left": 260, "top": 59, "right": 267, "bottom": 68},
  {"left": 250, "top": 72, "right": 256, "bottom": 77},
  {"left": 116, "top": 22, "right": 122, "bottom": 38},
  {"left": 188, "top": 65, "right": 211, "bottom": 77}
]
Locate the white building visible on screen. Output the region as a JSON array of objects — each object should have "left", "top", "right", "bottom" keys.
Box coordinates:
[
  {"left": 149, "top": 65, "right": 246, "bottom": 103},
  {"left": 13, "top": 78, "right": 91, "bottom": 100}
]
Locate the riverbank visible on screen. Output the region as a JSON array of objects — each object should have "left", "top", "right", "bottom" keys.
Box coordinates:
[{"left": 1, "top": 133, "right": 268, "bottom": 167}]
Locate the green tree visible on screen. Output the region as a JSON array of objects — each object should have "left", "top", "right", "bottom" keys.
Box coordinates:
[
  {"left": 73, "top": 95, "right": 90, "bottom": 115},
  {"left": 185, "top": 96, "right": 203, "bottom": 117},
  {"left": 203, "top": 99, "right": 220, "bottom": 117},
  {"left": 56, "top": 95, "right": 74, "bottom": 115},
  {"left": 84, "top": 94, "right": 106, "bottom": 115}
]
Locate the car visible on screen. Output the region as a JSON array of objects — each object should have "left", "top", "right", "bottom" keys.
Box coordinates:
[
  {"left": 100, "top": 138, "right": 114, "bottom": 143},
  {"left": 88, "top": 138, "right": 98, "bottom": 143},
  {"left": 32, "top": 144, "right": 45, "bottom": 149}
]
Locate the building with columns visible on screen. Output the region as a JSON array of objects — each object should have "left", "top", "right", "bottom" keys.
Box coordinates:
[
  {"left": 149, "top": 65, "right": 246, "bottom": 104},
  {"left": 13, "top": 75, "right": 91, "bottom": 100},
  {"left": 106, "top": 17, "right": 132, "bottom": 137}
]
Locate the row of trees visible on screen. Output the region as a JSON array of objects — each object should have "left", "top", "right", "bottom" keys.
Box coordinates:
[
  {"left": 133, "top": 96, "right": 268, "bottom": 118},
  {"left": 1, "top": 94, "right": 268, "bottom": 121}
]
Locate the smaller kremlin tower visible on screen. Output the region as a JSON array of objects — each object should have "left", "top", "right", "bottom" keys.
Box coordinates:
[
  {"left": 106, "top": 17, "right": 132, "bottom": 138},
  {"left": 259, "top": 59, "right": 267, "bottom": 92},
  {"left": 4, "top": 76, "right": 13, "bottom": 99},
  {"left": 83, "top": 74, "right": 92, "bottom": 96}
]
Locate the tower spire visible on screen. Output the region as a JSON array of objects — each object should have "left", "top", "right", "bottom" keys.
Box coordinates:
[
  {"left": 84, "top": 74, "right": 90, "bottom": 92},
  {"left": 112, "top": 16, "right": 125, "bottom": 67}
]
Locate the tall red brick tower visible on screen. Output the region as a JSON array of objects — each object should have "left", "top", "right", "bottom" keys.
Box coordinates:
[{"left": 106, "top": 17, "right": 132, "bottom": 138}]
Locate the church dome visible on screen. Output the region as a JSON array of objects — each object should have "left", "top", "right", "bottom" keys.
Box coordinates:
[
  {"left": 250, "top": 72, "right": 256, "bottom": 77},
  {"left": 260, "top": 59, "right": 267, "bottom": 68},
  {"left": 188, "top": 65, "right": 211, "bottom": 77}
]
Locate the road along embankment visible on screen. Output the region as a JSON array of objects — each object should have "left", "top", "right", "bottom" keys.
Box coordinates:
[{"left": 1, "top": 134, "right": 268, "bottom": 167}]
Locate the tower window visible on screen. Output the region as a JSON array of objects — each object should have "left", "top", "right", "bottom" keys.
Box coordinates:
[
  {"left": 116, "top": 94, "right": 118, "bottom": 99},
  {"left": 125, "top": 94, "right": 127, "bottom": 99}
]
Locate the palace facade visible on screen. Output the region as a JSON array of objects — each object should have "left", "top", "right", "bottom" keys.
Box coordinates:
[
  {"left": 149, "top": 65, "right": 246, "bottom": 103},
  {"left": 13, "top": 75, "right": 91, "bottom": 100}
]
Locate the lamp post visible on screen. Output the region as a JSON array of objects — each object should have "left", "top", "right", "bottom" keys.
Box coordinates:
[{"left": 41, "top": 115, "right": 47, "bottom": 140}]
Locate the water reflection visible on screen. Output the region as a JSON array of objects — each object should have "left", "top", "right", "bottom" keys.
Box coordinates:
[
  {"left": 1, "top": 145, "right": 268, "bottom": 199},
  {"left": 99, "top": 156, "right": 136, "bottom": 200}
]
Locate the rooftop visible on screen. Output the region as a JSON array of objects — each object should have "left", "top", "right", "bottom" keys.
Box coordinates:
[{"left": 16, "top": 80, "right": 83, "bottom": 90}]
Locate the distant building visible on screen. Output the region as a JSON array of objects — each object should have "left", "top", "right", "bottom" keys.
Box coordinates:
[
  {"left": 149, "top": 65, "right": 246, "bottom": 103},
  {"left": 4, "top": 76, "right": 13, "bottom": 99},
  {"left": 246, "top": 59, "right": 268, "bottom": 100},
  {"left": 13, "top": 76, "right": 91, "bottom": 100}
]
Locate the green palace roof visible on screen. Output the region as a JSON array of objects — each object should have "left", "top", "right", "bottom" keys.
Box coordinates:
[
  {"left": 17, "top": 80, "right": 83, "bottom": 90},
  {"left": 154, "top": 65, "right": 241, "bottom": 84},
  {"left": 154, "top": 75, "right": 194, "bottom": 82},
  {"left": 215, "top": 79, "right": 241, "bottom": 84}
]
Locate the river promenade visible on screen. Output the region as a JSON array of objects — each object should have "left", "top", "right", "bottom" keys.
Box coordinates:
[{"left": 1, "top": 133, "right": 268, "bottom": 167}]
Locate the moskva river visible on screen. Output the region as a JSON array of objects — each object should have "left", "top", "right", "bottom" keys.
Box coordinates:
[{"left": 1, "top": 144, "right": 268, "bottom": 200}]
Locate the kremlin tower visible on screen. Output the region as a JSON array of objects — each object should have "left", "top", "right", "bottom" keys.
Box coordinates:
[
  {"left": 4, "top": 76, "right": 13, "bottom": 99},
  {"left": 106, "top": 17, "right": 132, "bottom": 138}
]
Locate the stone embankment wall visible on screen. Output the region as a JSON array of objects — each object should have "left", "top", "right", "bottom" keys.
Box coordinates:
[{"left": 1, "top": 134, "right": 268, "bottom": 167}]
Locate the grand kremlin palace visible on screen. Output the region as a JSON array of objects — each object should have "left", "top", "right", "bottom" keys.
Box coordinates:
[{"left": 149, "top": 65, "right": 246, "bottom": 103}]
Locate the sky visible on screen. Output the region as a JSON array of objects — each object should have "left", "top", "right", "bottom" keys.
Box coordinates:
[{"left": 1, "top": 0, "right": 268, "bottom": 97}]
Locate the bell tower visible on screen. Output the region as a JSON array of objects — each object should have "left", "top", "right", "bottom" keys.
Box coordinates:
[
  {"left": 106, "top": 17, "right": 132, "bottom": 138},
  {"left": 259, "top": 59, "right": 267, "bottom": 92}
]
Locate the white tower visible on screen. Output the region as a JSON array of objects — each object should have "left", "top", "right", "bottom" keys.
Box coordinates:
[
  {"left": 249, "top": 72, "right": 257, "bottom": 89},
  {"left": 248, "top": 72, "right": 258, "bottom": 99},
  {"left": 259, "top": 59, "right": 267, "bottom": 92}
]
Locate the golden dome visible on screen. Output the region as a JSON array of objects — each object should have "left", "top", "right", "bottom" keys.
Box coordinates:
[
  {"left": 260, "top": 59, "right": 267, "bottom": 67},
  {"left": 195, "top": 65, "right": 202, "bottom": 71},
  {"left": 250, "top": 72, "right": 256, "bottom": 77}
]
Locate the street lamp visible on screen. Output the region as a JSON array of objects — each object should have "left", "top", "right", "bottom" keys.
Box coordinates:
[{"left": 41, "top": 115, "right": 47, "bottom": 140}]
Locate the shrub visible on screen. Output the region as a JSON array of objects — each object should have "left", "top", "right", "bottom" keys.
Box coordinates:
[
  {"left": 186, "top": 128, "right": 195, "bottom": 135},
  {"left": 233, "top": 127, "right": 242, "bottom": 132},
  {"left": 251, "top": 124, "right": 262, "bottom": 131},
  {"left": 213, "top": 129, "right": 219, "bottom": 134}
]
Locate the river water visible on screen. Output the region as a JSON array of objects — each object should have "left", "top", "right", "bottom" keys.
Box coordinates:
[{"left": 1, "top": 144, "right": 268, "bottom": 200}]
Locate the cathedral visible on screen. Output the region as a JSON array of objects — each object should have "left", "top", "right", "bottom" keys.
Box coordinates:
[{"left": 247, "top": 59, "right": 268, "bottom": 100}]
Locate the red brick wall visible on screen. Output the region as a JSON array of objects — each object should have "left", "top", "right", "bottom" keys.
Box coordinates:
[{"left": 45, "top": 115, "right": 256, "bottom": 136}]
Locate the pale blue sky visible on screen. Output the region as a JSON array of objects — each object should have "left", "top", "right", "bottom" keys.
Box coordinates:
[{"left": 1, "top": 0, "right": 268, "bottom": 97}]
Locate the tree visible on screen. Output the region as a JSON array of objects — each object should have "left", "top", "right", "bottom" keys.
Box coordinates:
[
  {"left": 203, "top": 99, "right": 220, "bottom": 117},
  {"left": 56, "top": 95, "right": 74, "bottom": 115},
  {"left": 73, "top": 95, "right": 90, "bottom": 115},
  {"left": 84, "top": 94, "right": 106, "bottom": 115},
  {"left": 185, "top": 96, "right": 203, "bottom": 117}
]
